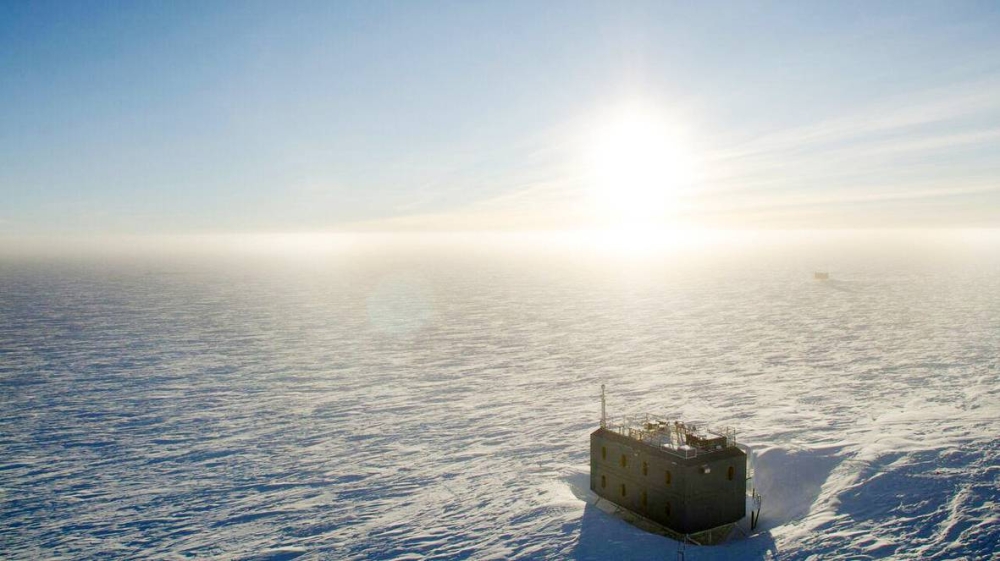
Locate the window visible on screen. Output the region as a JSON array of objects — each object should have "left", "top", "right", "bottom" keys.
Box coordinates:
[
  {"left": 641, "top": 490, "right": 647, "bottom": 507},
  {"left": 642, "top": 461, "right": 648, "bottom": 476},
  {"left": 665, "top": 470, "right": 672, "bottom": 485},
  {"left": 620, "top": 483, "right": 627, "bottom": 497},
  {"left": 601, "top": 446, "right": 606, "bottom": 460},
  {"left": 601, "top": 474, "right": 606, "bottom": 488},
  {"left": 620, "top": 454, "right": 627, "bottom": 468},
  {"left": 728, "top": 465, "right": 735, "bottom": 481},
  {"left": 665, "top": 501, "right": 671, "bottom": 517}
]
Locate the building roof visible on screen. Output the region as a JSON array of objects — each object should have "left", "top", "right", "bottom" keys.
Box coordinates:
[{"left": 592, "top": 416, "right": 745, "bottom": 464}]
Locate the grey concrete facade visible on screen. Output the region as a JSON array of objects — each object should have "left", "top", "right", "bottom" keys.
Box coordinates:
[{"left": 590, "top": 427, "right": 746, "bottom": 536}]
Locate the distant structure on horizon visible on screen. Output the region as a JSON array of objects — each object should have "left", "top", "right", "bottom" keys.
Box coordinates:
[
  {"left": 589, "top": 385, "right": 760, "bottom": 545},
  {"left": 814, "top": 271, "right": 830, "bottom": 280}
]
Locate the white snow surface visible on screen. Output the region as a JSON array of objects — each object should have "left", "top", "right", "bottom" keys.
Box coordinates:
[{"left": 2, "top": 235, "right": 999, "bottom": 560}]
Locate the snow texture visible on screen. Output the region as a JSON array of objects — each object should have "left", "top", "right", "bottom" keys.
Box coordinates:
[{"left": 2, "top": 237, "right": 999, "bottom": 560}]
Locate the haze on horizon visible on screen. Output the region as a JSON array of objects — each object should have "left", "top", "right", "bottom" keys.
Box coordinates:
[{"left": 2, "top": 1, "right": 1000, "bottom": 246}]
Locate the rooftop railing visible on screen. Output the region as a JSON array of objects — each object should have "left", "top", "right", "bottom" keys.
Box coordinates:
[{"left": 604, "top": 414, "right": 737, "bottom": 459}]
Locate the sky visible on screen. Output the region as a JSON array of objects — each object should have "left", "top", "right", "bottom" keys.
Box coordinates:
[{"left": 2, "top": 0, "right": 1000, "bottom": 238}]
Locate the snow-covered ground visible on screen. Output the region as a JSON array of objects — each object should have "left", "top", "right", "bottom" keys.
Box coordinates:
[{"left": 2, "top": 234, "right": 998, "bottom": 559}]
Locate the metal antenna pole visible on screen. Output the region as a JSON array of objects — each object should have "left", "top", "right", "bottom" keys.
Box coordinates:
[{"left": 600, "top": 384, "right": 607, "bottom": 428}]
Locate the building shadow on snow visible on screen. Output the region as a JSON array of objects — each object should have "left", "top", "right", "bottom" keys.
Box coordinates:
[
  {"left": 752, "top": 446, "right": 842, "bottom": 533},
  {"left": 570, "top": 502, "right": 778, "bottom": 561}
]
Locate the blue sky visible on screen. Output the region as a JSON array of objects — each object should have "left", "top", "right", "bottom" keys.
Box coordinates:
[{"left": 2, "top": 1, "right": 999, "bottom": 235}]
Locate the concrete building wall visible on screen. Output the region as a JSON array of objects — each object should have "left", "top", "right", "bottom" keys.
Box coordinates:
[{"left": 682, "top": 454, "right": 746, "bottom": 533}]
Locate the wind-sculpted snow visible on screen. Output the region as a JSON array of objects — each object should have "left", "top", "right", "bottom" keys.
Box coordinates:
[{"left": 2, "top": 240, "right": 998, "bottom": 560}]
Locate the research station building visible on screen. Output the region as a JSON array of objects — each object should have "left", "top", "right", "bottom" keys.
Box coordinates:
[{"left": 589, "top": 388, "right": 750, "bottom": 544}]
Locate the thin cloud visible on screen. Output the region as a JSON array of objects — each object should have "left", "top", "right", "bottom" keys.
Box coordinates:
[
  {"left": 709, "top": 80, "right": 1000, "bottom": 163},
  {"left": 351, "top": 79, "right": 1000, "bottom": 231}
]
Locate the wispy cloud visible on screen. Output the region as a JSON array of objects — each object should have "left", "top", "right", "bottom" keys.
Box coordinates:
[
  {"left": 708, "top": 81, "right": 1000, "bottom": 162},
  {"left": 676, "top": 80, "right": 1000, "bottom": 227},
  {"left": 350, "top": 79, "right": 1000, "bottom": 231}
]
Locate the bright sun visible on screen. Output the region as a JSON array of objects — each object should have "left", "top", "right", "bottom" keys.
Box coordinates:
[{"left": 585, "top": 104, "right": 694, "bottom": 228}]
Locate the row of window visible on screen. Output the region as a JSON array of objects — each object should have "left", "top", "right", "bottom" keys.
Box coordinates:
[
  {"left": 602, "top": 446, "right": 675, "bottom": 483},
  {"left": 599, "top": 474, "right": 672, "bottom": 517},
  {"left": 600, "top": 446, "right": 736, "bottom": 481}
]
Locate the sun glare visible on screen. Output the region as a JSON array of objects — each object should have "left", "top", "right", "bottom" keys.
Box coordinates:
[{"left": 584, "top": 103, "right": 694, "bottom": 228}]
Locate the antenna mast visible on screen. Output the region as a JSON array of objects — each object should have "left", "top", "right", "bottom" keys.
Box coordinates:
[{"left": 600, "top": 384, "right": 607, "bottom": 428}]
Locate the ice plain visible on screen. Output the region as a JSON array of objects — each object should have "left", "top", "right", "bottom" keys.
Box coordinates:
[{"left": 2, "top": 233, "right": 998, "bottom": 560}]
